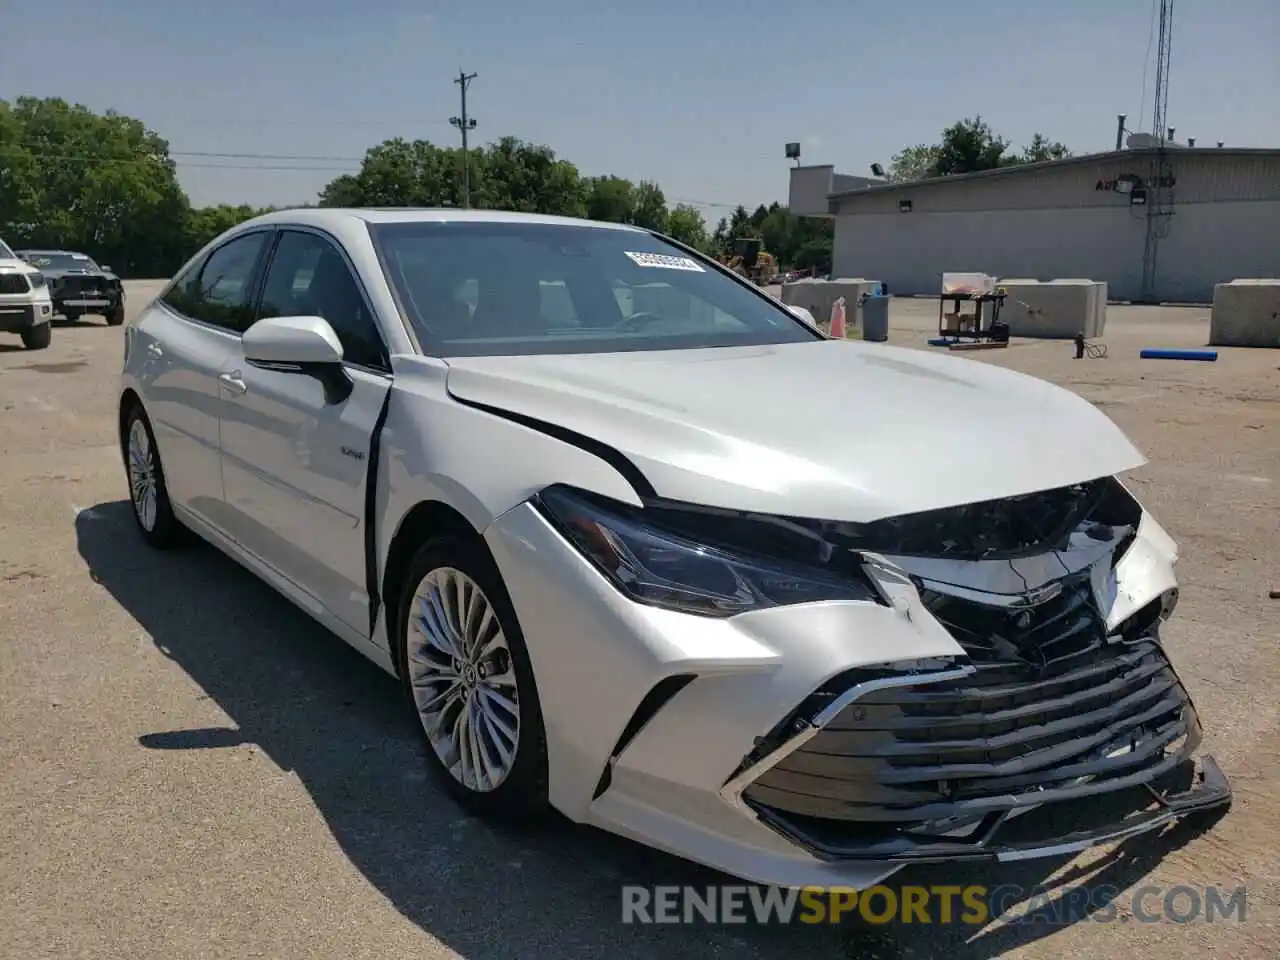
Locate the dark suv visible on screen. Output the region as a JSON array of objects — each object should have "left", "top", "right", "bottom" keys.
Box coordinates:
[{"left": 17, "top": 250, "right": 125, "bottom": 325}]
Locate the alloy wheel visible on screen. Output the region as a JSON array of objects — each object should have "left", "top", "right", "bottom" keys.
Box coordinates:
[
  {"left": 127, "top": 418, "right": 158, "bottom": 532},
  {"left": 406, "top": 567, "right": 521, "bottom": 792}
]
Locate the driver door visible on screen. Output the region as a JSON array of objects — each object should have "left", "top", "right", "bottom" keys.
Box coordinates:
[{"left": 216, "top": 229, "right": 392, "bottom": 634}]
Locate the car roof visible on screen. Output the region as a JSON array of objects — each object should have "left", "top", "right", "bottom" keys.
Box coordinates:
[
  {"left": 17, "top": 249, "right": 88, "bottom": 256},
  {"left": 244, "top": 207, "right": 646, "bottom": 232}
]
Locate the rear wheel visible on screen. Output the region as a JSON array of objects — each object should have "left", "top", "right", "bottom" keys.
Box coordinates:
[
  {"left": 122, "top": 402, "right": 182, "bottom": 548},
  {"left": 397, "top": 536, "right": 549, "bottom": 819},
  {"left": 21, "top": 323, "right": 51, "bottom": 350}
]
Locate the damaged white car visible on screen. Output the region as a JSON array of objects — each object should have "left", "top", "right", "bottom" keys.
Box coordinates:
[{"left": 118, "top": 209, "right": 1230, "bottom": 890}]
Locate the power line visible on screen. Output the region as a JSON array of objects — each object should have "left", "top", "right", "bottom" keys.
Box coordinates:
[
  {"left": 7, "top": 143, "right": 365, "bottom": 164},
  {"left": 1137, "top": 0, "right": 1160, "bottom": 133},
  {"left": 170, "top": 148, "right": 364, "bottom": 162},
  {"left": 0, "top": 146, "right": 357, "bottom": 172},
  {"left": 1, "top": 145, "right": 746, "bottom": 209}
]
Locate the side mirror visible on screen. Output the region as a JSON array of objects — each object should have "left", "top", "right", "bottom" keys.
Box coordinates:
[
  {"left": 243, "top": 315, "right": 350, "bottom": 403},
  {"left": 243, "top": 314, "right": 344, "bottom": 366}
]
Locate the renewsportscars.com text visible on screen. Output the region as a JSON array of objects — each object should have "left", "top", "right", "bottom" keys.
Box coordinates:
[{"left": 621, "top": 884, "right": 1248, "bottom": 926}]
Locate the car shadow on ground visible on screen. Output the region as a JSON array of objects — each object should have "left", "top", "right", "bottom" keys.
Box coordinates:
[{"left": 75, "top": 499, "right": 1220, "bottom": 960}]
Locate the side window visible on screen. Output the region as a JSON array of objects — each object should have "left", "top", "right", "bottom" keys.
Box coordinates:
[
  {"left": 260, "top": 230, "right": 387, "bottom": 370},
  {"left": 161, "top": 259, "right": 203, "bottom": 315},
  {"left": 164, "top": 232, "right": 269, "bottom": 333}
]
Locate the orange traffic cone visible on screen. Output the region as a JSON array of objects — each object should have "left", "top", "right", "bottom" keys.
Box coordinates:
[{"left": 829, "top": 297, "right": 847, "bottom": 338}]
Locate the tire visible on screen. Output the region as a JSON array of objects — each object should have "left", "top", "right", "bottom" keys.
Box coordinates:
[
  {"left": 21, "top": 323, "right": 51, "bottom": 350},
  {"left": 106, "top": 304, "right": 125, "bottom": 326},
  {"left": 121, "top": 402, "right": 183, "bottom": 548},
  {"left": 397, "top": 536, "right": 549, "bottom": 819}
]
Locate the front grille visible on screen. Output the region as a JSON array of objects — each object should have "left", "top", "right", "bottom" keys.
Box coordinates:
[
  {"left": 742, "top": 576, "right": 1197, "bottom": 848},
  {"left": 0, "top": 273, "right": 30, "bottom": 294},
  {"left": 52, "top": 275, "right": 105, "bottom": 297}
]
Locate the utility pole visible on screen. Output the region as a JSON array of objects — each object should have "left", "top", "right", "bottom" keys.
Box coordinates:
[{"left": 450, "top": 71, "right": 478, "bottom": 208}]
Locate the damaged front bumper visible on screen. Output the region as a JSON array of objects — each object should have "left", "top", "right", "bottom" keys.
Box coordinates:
[
  {"left": 733, "top": 655, "right": 1232, "bottom": 864},
  {"left": 720, "top": 490, "right": 1233, "bottom": 868}
]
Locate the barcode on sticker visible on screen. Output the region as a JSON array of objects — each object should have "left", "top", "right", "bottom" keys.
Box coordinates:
[{"left": 624, "top": 251, "right": 705, "bottom": 272}]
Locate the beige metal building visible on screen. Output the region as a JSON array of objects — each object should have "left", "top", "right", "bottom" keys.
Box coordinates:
[{"left": 789, "top": 148, "right": 1280, "bottom": 302}]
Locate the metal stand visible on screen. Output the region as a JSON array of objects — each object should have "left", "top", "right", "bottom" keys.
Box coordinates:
[{"left": 937, "top": 291, "right": 1009, "bottom": 342}]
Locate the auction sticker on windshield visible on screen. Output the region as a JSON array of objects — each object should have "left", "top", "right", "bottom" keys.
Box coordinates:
[{"left": 624, "top": 251, "right": 705, "bottom": 272}]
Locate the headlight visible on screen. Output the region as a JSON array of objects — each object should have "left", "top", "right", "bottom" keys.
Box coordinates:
[{"left": 537, "top": 486, "right": 883, "bottom": 617}]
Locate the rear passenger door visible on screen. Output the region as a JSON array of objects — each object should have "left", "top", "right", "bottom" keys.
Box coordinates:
[
  {"left": 216, "top": 228, "right": 392, "bottom": 635},
  {"left": 139, "top": 230, "right": 271, "bottom": 530}
]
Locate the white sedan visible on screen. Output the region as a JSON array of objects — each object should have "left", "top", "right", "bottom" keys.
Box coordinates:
[{"left": 119, "top": 208, "right": 1230, "bottom": 889}]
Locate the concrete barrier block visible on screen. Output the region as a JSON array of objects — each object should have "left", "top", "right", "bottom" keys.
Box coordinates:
[
  {"left": 1210, "top": 279, "right": 1280, "bottom": 348},
  {"left": 998, "top": 278, "right": 1105, "bottom": 338}
]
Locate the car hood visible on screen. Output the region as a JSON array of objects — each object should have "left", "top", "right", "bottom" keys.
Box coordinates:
[
  {"left": 443, "top": 341, "right": 1145, "bottom": 522},
  {"left": 40, "top": 267, "right": 110, "bottom": 278},
  {"left": 0, "top": 257, "right": 40, "bottom": 278}
]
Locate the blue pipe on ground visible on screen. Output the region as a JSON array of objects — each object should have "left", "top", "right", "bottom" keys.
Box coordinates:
[{"left": 1139, "top": 349, "right": 1218, "bottom": 361}]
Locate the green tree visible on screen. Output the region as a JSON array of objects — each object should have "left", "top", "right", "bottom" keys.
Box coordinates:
[
  {"left": 887, "top": 144, "right": 942, "bottom": 182},
  {"left": 767, "top": 207, "right": 833, "bottom": 274},
  {"left": 184, "top": 204, "right": 271, "bottom": 255},
  {"left": 665, "top": 204, "right": 708, "bottom": 250},
  {"left": 1018, "top": 133, "right": 1072, "bottom": 164},
  {"left": 631, "top": 181, "right": 668, "bottom": 231},
  {"left": 478, "top": 137, "right": 586, "bottom": 216},
  {"left": 317, "top": 174, "right": 365, "bottom": 207},
  {"left": 319, "top": 138, "right": 462, "bottom": 207},
  {"left": 0, "top": 96, "right": 189, "bottom": 276},
  {"left": 932, "top": 115, "right": 1011, "bottom": 176},
  {"left": 586, "top": 175, "right": 635, "bottom": 223},
  {"left": 319, "top": 135, "right": 587, "bottom": 217},
  {"left": 887, "top": 120, "right": 1073, "bottom": 181},
  {"left": 759, "top": 205, "right": 798, "bottom": 263},
  {"left": 711, "top": 217, "right": 729, "bottom": 252}
]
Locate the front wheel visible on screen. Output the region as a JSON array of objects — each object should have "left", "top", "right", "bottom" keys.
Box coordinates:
[
  {"left": 397, "top": 537, "right": 549, "bottom": 819},
  {"left": 122, "top": 403, "right": 182, "bottom": 548},
  {"left": 21, "top": 323, "right": 51, "bottom": 350},
  {"left": 106, "top": 303, "right": 125, "bottom": 326}
]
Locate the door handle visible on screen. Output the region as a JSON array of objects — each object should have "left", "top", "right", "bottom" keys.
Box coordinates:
[{"left": 218, "top": 371, "right": 248, "bottom": 396}]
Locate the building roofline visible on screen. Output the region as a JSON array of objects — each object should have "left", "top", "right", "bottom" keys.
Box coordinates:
[{"left": 827, "top": 146, "right": 1280, "bottom": 201}]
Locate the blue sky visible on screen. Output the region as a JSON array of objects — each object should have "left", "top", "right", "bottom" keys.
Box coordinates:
[{"left": 2, "top": 0, "right": 1276, "bottom": 222}]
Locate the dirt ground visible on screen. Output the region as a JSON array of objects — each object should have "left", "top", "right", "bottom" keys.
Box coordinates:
[{"left": 0, "top": 285, "right": 1276, "bottom": 959}]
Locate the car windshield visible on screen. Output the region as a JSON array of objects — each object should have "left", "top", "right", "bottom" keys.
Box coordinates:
[
  {"left": 0, "top": 240, "right": 15, "bottom": 260},
  {"left": 368, "top": 221, "right": 819, "bottom": 357},
  {"left": 19, "top": 251, "right": 99, "bottom": 271}
]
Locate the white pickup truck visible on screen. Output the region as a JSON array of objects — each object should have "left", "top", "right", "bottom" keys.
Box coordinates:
[{"left": 0, "top": 237, "right": 54, "bottom": 349}]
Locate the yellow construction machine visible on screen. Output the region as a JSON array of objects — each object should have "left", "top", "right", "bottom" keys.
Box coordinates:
[{"left": 718, "top": 238, "right": 776, "bottom": 285}]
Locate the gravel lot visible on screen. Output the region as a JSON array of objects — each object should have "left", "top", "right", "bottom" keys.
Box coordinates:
[{"left": 1, "top": 283, "right": 1276, "bottom": 959}]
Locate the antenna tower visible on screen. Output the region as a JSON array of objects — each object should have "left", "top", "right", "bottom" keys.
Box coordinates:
[{"left": 1140, "top": 0, "right": 1175, "bottom": 302}]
